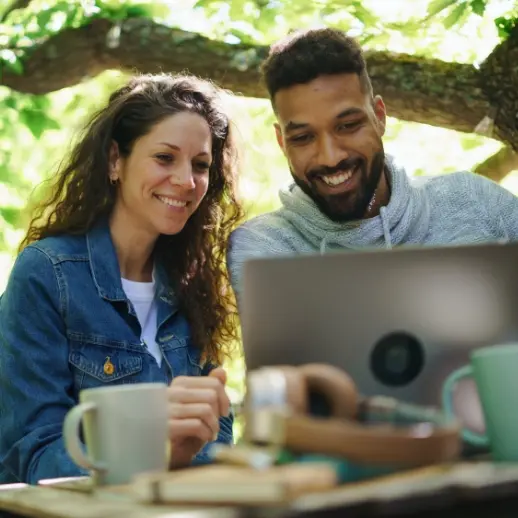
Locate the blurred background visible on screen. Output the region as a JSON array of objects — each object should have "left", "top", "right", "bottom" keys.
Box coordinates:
[{"left": 1, "top": 0, "right": 517, "bottom": 425}]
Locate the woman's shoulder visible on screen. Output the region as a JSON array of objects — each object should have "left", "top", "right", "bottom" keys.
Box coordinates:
[{"left": 24, "top": 233, "right": 88, "bottom": 264}]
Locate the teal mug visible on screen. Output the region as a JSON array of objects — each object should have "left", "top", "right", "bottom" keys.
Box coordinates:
[{"left": 442, "top": 343, "right": 518, "bottom": 461}]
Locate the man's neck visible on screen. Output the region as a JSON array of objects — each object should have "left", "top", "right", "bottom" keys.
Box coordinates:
[{"left": 364, "top": 166, "right": 390, "bottom": 218}]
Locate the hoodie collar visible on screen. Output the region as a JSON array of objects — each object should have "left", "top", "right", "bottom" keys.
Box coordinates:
[{"left": 278, "top": 155, "right": 431, "bottom": 251}]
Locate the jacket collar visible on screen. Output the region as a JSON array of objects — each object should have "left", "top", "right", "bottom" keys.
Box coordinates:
[{"left": 86, "top": 219, "right": 177, "bottom": 310}]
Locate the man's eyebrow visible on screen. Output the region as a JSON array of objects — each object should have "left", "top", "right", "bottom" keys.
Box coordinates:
[
  {"left": 285, "top": 120, "right": 309, "bottom": 133},
  {"left": 284, "top": 108, "right": 365, "bottom": 133},
  {"left": 335, "top": 107, "right": 364, "bottom": 119}
]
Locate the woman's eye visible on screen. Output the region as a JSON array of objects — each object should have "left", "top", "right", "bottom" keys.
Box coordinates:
[
  {"left": 156, "top": 154, "right": 173, "bottom": 163},
  {"left": 195, "top": 162, "right": 210, "bottom": 172}
]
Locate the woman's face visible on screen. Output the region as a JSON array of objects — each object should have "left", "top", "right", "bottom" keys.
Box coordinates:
[{"left": 110, "top": 111, "right": 212, "bottom": 239}]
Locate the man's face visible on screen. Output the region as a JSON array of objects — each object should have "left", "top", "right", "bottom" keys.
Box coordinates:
[{"left": 274, "top": 73, "right": 386, "bottom": 222}]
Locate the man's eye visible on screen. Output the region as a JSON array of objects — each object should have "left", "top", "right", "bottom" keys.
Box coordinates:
[
  {"left": 290, "top": 134, "right": 312, "bottom": 144},
  {"left": 338, "top": 121, "right": 361, "bottom": 131}
]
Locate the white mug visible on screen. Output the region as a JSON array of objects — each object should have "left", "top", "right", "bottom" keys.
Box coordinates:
[{"left": 63, "top": 383, "right": 169, "bottom": 486}]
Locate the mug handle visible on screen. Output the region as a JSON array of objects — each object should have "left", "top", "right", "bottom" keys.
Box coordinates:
[
  {"left": 63, "top": 402, "right": 106, "bottom": 472},
  {"left": 442, "top": 365, "right": 489, "bottom": 447}
]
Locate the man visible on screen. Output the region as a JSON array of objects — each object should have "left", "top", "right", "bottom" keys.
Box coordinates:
[{"left": 227, "top": 27, "right": 518, "bottom": 304}]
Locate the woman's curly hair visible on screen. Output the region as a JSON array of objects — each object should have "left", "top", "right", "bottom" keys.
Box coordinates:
[{"left": 19, "top": 73, "right": 244, "bottom": 365}]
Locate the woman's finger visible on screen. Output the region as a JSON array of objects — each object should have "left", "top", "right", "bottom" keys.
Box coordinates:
[
  {"left": 168, "top": 417, "right": 214, "bottom": 444},
  {"left": 209, "top": 368, "right": 231, "bottom": 417},
  {"left": 169, "top": 403, "right": 219, "bottom": 436},
  {"left": 168, "top": 384, "right": 229, "bottom": 418}
]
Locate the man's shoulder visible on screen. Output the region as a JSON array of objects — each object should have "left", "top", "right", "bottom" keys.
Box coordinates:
[
  {"left": 412, "top": 170, "right": 502, "bottom": 200},
  {"left": 230, "top": 208, "right": 292, "bottom": 243},
  {"left": 412, "top": 170, "right": 483, "bottom": 189},
  {"left": 228, "top": 208, "right": 301, "bottom": 264}
]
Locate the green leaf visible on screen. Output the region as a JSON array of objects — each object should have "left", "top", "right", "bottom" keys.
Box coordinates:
[
  {"left": 470, "top": 0, "right": 486, "bottom": 16},
  {"left": 0, "top": 166, "right": 11, "bottom": 183},
  {"left": 36, "top": 8, "right": 56, "bottom": 29},
  {"left": 0, "top": 207, "right": 20, "bottom": 226},
  {"left": 31, "top": 96, "right": 51, "bottom": 111},
  {"left": 3, "top": 57, "right": 24, "bottom": 75},
  {"left": 229, "top": 0, "right": 248, "bottom": 21},
  {"left": 460, "top": 134, "right": 484, "bottom": 151},
  {"left": 443, "top": 2, "right": 468, "bottom": 28},
  {"left": 194, "top": 0, "right": 216, "bottom": 7},
  {"left": 124, "top": 5, "right": 150, "bottom": 18},
  {"left": 352, "top": 1, "right": 378, "bottom": 26},
  {"left": 19, "top": 109, "right": 60, "bottom": 139},
  {"left": 228, "top": 28, "right": 255, "bottom": 44},
  {"left": 3, "top": 96, "right": 17, "bottom": 110},
  {"left": 426, "top": 0, "right": 457, "bottom": 17},
  {"left": 494, "top": 16, "right": 517, "bottom": 39}
]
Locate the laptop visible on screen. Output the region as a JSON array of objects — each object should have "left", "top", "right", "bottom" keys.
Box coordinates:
[{"left": 241, "top": 241, "right": 518, "bottom": 435}]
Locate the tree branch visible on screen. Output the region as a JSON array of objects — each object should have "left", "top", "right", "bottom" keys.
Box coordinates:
[
  {"left": 0, "top": 0, "right": 31, "bottom": 22},
  {"left": 474, "top": 146, "right": 518, "bottom": 183},
  {"left": 0, "top": 17, "right": 515, "bottom": 150}
]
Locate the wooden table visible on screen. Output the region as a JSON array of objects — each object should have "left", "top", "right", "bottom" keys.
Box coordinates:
[{"left": 1, "top": 462, "right": 518, "bottom": 518}]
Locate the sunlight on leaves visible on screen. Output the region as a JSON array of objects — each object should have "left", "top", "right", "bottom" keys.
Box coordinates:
[{"left": 0, "top": 0, "right": 517, "bottom": 414}]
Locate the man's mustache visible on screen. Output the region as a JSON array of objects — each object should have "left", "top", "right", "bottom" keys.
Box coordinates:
[{"left": 307, "top": 158, "right": 362, "bottom": 181}]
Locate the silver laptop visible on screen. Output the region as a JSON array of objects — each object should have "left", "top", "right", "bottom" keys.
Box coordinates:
[{"left": 241, "top": 241, "right": 518, "bottom": 434}]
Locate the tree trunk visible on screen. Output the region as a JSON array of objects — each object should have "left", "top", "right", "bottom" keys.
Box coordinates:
[{"left": 479, "top": 24, "right": 518, "bottom": 150}]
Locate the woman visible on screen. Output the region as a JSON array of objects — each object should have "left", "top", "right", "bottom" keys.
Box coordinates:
[{"left": 0, "top": 73, "right": 243, "bottom": 484}]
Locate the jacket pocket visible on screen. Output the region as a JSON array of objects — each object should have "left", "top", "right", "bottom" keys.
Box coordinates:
[{"left": 69, "top": 339, "right": 144, "bottom": 391}]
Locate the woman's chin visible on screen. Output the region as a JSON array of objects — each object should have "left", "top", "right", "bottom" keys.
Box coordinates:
[{"left": 156, "top": 220, "right": 188, "bottom": 237}]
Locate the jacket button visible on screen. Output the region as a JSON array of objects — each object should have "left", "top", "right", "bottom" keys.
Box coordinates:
[{"left": 103, "top": 357, "right": 115, "bottom": 375}]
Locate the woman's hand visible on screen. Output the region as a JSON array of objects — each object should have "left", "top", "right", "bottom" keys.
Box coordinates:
[{"left": 167, "top": 367, "right": 230, "bottom": 469}]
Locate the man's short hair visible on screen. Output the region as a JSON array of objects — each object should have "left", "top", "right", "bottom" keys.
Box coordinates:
[{"left": 261, "top": 27, "right": 373, "bottom": 105}]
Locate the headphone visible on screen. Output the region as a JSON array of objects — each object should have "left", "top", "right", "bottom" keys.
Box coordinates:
[{"left": 243, "top": 363, "right": 461, "bottom": 467}]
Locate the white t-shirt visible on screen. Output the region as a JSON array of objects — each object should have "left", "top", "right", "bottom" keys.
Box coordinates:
[{"left": 121, "top": 277, "right": 162, "bottom": 367}]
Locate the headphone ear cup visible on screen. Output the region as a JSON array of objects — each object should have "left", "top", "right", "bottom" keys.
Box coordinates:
[
  {"left": 270, "top": 365, "right": 308, "bottom": 415},
  {"left": 298, "top": 364, "right": 359, "bottom": 419}
]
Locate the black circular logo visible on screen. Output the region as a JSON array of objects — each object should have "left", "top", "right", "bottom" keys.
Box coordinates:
[{"left": 370, "top": 332, "right": 425, "bottom": 387}]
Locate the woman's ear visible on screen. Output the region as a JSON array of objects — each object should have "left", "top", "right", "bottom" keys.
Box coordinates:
[{"left": 109, "top": 141, "right": 121, "bottom": 183}]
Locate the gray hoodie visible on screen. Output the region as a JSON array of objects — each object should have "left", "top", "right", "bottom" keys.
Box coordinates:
[{"left": 227, "top": 155, "right": 518, "bottom": 304}]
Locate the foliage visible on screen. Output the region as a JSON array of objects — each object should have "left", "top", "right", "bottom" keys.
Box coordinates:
[{"left": 0, "top": 0, "right": 517, "bottom": 416}]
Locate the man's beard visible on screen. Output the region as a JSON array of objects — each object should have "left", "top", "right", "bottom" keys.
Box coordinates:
[{"left": 291, "top": 148, "right": 385, "bottom": 223}]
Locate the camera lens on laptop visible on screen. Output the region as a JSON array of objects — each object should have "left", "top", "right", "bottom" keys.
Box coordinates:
[{"left": 370, "top": 332, "right": 425, "bottom": 387}]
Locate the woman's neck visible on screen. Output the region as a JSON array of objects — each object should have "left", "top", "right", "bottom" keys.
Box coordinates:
[{"left": 109, "top": 211, "right": 157, "bottom": 282}]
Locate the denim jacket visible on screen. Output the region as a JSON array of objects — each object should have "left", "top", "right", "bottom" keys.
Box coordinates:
[{"left": 0, "top": 220, "right": 233, "bottom": 484}]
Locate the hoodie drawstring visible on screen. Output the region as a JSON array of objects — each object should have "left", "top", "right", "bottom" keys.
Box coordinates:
[
  {"left": 320, "top": 237, "right": 327, "bottom": 255},
  {"left": 380, "top": 206, "right": 392, "bottom": 249},
  {"left": 498, "top": 216, "right": 510, "bottom": 244}
]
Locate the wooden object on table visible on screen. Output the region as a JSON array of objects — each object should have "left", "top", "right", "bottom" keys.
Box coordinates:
[
  {"left": 1, "top": 461, "right": 518, "bottom": 518},
  {"left": 0, "top": 482, "right": 239, "bottom": 518},
  {"left": 132, "top": 462, "right": 339, "bottom": 506}
]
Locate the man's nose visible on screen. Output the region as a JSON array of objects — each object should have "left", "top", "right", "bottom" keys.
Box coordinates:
[{"left": 316, "top": 135, "right": 346, "bottom": 167}]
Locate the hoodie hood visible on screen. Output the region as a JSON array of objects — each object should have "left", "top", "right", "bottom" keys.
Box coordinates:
[{"left": 278, "top": 155, "right": 431, "bottom": 253}]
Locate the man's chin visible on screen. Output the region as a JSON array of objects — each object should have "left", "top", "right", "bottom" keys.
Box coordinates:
[
  {"left": 314, "top": 200, "right": 363, "bottom": 222},
  {"left": 309, "top": 190, "right": 362, "bottom": 221},
  {"left": 294, "top": 178, "right": 366, "bottom": 221}
]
